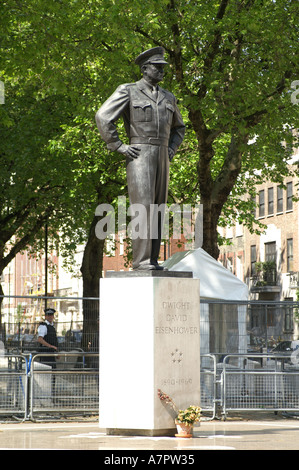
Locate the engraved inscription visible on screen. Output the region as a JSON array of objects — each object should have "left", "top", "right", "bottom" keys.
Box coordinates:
[
  {"left": 155, "top": 278, "right": 200, "bottom": 410},
  {"left": 162, "top": 301, "right": 190, "bottom": 310},
  {"left": 166, "top": 314, "right": 187, "bottom": 321},
  {"left": 161, "top": 378, "right": 193, "bottom": 386},
  {"left": 156, "top": 299, "right": 199, "bottom": 334},
  {"left": 155, "top": 326, "right": 198, "bottom": 334}
]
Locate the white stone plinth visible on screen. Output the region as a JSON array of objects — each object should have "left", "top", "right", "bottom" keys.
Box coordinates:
[{"left": 99, "top": 273, "right": 200, "bottom": 436}]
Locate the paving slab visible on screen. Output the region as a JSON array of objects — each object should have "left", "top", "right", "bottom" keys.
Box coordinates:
[{"left": 0, "top": 413, "right": 298, "bottom": 452}]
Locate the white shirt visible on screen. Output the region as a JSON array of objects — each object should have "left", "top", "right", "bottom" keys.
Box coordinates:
[{"left": 37, "top": 319, "right": 54, "bottom": 338}]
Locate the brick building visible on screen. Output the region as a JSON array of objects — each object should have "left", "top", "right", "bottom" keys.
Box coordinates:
[
  {"left": 1, "top": 250, "right": 59, "bottom": 328},
  {"left": 219, "top": 165, "right": 299, "bottom": 302}
]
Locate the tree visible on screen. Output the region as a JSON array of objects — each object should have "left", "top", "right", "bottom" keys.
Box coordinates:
[
  {"left": 0, "top": 0, "right": 126, "bottom": 282},
  {"left": 0, "top": 77, "right": 78, "bottom": 321}
]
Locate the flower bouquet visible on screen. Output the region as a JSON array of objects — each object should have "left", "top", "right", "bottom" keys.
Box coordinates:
[{"left": 157, "top": 389, "right": 201, "bottom": 438}]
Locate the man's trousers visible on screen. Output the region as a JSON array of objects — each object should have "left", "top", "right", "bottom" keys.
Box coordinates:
[{"left": 126, "top": 144, "right": 169, "bottom": 269}]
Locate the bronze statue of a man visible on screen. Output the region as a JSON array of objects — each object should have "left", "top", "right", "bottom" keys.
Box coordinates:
[{"left": 95, "top": 47, "right": 185, "bottom": 270}]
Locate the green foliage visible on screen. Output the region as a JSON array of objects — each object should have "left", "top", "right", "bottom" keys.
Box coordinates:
[{"left": 176, "top": 405, "right": 201, "bottom": 425}]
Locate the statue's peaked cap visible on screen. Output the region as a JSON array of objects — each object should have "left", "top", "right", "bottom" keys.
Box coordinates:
[{"left": 135, "top": 47, "right": 168, "bottom": 67}]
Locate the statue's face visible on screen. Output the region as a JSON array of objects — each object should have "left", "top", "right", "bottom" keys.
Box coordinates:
[{"left": 143, "top": 63, "right": 165, "bottom": 84}]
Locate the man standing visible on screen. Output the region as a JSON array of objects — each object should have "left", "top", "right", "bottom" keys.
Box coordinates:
[
  {"left": 95, "top": 47, "right": 185, "bottom": 270},
  {"left": 37, "top": 308, "right": 58, "bottom": 366}
]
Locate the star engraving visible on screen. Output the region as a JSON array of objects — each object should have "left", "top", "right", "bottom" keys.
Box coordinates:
[{"left": 171, "top": 349, "right": 183, "bottom": 363}]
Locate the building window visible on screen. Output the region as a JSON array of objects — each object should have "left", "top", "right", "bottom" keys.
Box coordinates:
[
  {"left": 284, "top": 299, "right": 294, "bottom": 333},
  {"left": 235, "top": 220, "right": 243, "bottom": 237},
  {"left": 287, "top": 238, "right": 294, "bottom": 272},
  {"left": 259, "top": 190, "right": 265, "bottom": 217},
  {"left": 268, "top": 187, "right": 274, "bottom": 215},
  {"left": 226, "top": 226, "right": 233, "bottom": 239},
  {"left": 265, "top": 241, "right": 276, "bottom": 285},
  {"left": 119, "top": 233, "right": 124, "bottom": 256},
  {"left": 251, "top": 195, "right": 256, "bottom": 218},
  {"left": 105, "top": 235, "right": 116, "bottom": 257},
  {"left": 236, "top": 255, "right": 243, "bottom": 281},
  {"left": 250, "top": 304, "right": 275, "bottom": 329},
  {"left": 277, "top": 186, "right": 283, "bottom": 213},
  {"left": 266, "top": 307, "right": 275, "bottom": 327},
  {"left": 250, "top": 305, "right": 260, "bottom": 328},
  {"left": 251, "top": 245, "right": 257, "bottom": 276},
  {"left": 287, "top": 182, "right": 293, "bottom": 211},
  {"left": 227, "top": 257, "right": 233, "bottom": 273},
  {"left": 265, "top": 241, "right": 276, "bottom": 262}
]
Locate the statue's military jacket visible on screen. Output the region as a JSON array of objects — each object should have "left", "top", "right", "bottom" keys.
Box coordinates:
[{"left": 96, "top": 78, "right": 185, "bottom": 154}]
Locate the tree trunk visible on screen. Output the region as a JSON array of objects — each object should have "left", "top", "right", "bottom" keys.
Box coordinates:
[
  {"left": 0, "top": 244, "right": 4, "bottom": 332},
  {"left": 195, "top": 127, "right": 244, "bottom": 260},
  {"left": 201, "top": 200, "right": 221, "bottom": 260},
  {"left": 80, "top": 215, "right": 105, "bottom": 352},
  {"left": 0, "top": 281, "right": 3, "bottom": 334}
]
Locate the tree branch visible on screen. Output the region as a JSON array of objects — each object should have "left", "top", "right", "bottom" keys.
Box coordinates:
[
  {"left": 0, "top": 183, "right": 65, "bottom": 242},
  {"left": 0, "top": 206, "right": 54, "bottom": 273},
  {"left": 197, "top": 0, "right": 230, "bottom": 99}
]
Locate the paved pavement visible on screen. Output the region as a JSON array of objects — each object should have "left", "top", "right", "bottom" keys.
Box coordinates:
[{"left": 0, "top": 413, "right": 299, "bottom": 452}]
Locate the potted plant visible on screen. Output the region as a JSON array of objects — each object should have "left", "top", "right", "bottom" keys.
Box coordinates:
[
  {"left": 157, "top": 389, "right": 201, "bottom": 438},
  {"left": 175, "top": 405, "right": 201, "bottom": 437}
]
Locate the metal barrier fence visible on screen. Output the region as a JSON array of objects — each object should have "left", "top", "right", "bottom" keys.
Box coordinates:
[
  {"left": 29, "top": 353, "right": 99, "bottom": 419},
  {"left": 197, "top": 352, "right": 299, "bottom": 420},
  {"left": 1, "top": 351, "right": 299, "bottom": 421},
  {"left": 0, "top": 352, "right": 216, "bottom": 421},
  {"left": 0, "top": 354, "right": 28, "bottom": 419},
  {"left": 220, "top": 353, "right": 299, "bottom": 419},
  {"left": 1, "top": 295, "right": 299, "bottom": 421},
  {"left": 0, "top": 352, "right": 99, "bottom": 420},
  {"left": 200, "top": 354, "right": 218, "bottom": 419}
]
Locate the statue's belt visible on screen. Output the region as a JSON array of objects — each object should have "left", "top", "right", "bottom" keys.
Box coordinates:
[{"left": 130, "top": 136, "right": 168, "bottom": 147}]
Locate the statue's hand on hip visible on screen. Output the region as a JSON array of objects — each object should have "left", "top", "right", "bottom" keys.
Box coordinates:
[
  {"left": 168, "top": 147, "right": 175, "bottom": 162},
  {"left": 118, "top": 144, "right": 141, "bottom": 159}
]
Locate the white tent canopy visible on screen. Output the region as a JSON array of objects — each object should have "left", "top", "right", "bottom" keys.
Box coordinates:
[
  {"left": 163, "top": 248, "right": 248, "bottom": 355},
  {"left": 162, "top": 247, "right": 248, "bottom": 301}
]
